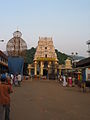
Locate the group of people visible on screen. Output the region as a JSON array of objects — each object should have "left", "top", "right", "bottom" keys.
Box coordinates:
[
  {"left": 58, "top": 75, "right": 75, "bottom": 87},
  {"left": 11, "top": 74, "right": 22, "bottom": 87}
]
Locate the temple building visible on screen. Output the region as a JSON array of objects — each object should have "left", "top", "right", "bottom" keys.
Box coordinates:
[{"left": 28, "top": 37, "right": 58, "bottom": 79}]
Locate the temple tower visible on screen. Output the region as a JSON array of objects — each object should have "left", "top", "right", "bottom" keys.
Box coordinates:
[{"left": 34, "top": 37, "right": 58, "bottom": 79}]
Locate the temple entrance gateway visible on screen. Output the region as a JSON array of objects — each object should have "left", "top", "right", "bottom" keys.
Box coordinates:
[{"left": 33, "top": 37, "right": 58, "bottom": 79}]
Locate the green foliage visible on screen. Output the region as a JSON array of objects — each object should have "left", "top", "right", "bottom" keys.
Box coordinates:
[
  {"left": 25, "top": 47, "right": 36, "bottom": 64},
  {"left": 55, "top": 49, "right": 68, "bottom": 64},
  {"left": 25, "top": 47, "right": 68, "bottom": 64}
]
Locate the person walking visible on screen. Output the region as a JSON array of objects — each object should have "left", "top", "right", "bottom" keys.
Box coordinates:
[
  {"left": 68, "top": 76, "right": 72, "bottom": 87},
  {"left": 17, "top": 73, "right": 22, "bottom": 86},
  {"left": 13, "top": 75, "right": 18, "bottom": 86},
  {"left": 0, "top": 76, "right": 13, "bottom": 120},
  {"left": 10, "top": 74, "right": 14, "bottom": 85},
  {"left": 63, "top": 75, "right": 67, "bottom": 87},
  {"left": 72, "top": 77, "right": 75, "bottom": 87}
]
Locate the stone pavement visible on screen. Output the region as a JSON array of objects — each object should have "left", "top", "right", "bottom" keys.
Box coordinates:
[{"left": 11, "top": 79, "right": 90, "bottom": 120}]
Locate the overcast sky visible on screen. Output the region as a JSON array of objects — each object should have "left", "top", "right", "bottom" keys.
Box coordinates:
[{"left": 0, "top": 0, "right": 90, "bottom": 57}]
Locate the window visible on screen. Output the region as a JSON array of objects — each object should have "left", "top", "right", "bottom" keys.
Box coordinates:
[
  {"left": 45, "top": 47, "right": 47, "bottom": 49},
  {"left": 45, "top": 54, "right": 47, "bottom": 58}
]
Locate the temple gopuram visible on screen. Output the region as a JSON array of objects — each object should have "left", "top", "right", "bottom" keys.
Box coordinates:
[{"left": 28, "top": 37, "right": 58, "bottom": 79}]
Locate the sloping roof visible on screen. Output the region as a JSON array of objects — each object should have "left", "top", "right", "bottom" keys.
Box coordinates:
[
  {"left": 0, "top": 50, "right": 8, "bottom": 60},
  {"left": 76, "top": 57, "right": 90, "bottom": 67}
]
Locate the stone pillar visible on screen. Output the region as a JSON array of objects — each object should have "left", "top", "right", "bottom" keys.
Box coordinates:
[
  {"left": 40, "top": 61, "right": 43, "bottom": 76},
  {"left": 65, "top": 58, "right": 72, "bottom": 69},
  {"left": 55, "top": 61, "right": 58, "bottom": 74},
  {"left": 34, "top": 61, "right": 37, "bottom": 76},
  {"left": 48, "top": 61, "right": 51, "bottom": 74},
  {"left": 28, "top": 64, "right": 31, "bottom": 76}
]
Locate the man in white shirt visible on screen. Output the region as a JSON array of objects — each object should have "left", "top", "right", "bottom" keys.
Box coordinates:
[{"left": 17, "top": 74, "right": 22, "bottom": 86}]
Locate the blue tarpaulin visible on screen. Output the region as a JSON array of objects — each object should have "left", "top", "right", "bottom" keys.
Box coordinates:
[
  {"left": 8, "top": 57, "right": 24, "bottom": 75},
  {"left": 82, "top": 69, "right": 86, "bottom": 81}
]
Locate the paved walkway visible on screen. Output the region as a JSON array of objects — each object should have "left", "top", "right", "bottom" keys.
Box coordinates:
[{"left": 11, "top": 79, "right": 90, "bottom": 120}]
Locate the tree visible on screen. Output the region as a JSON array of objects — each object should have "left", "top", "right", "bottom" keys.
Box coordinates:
[
  {"left": 25, "top": 47, "right": 36, "bottom": 64},
  {"left": 55, "top": 49, "right": 68, "bottom": 64}
]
